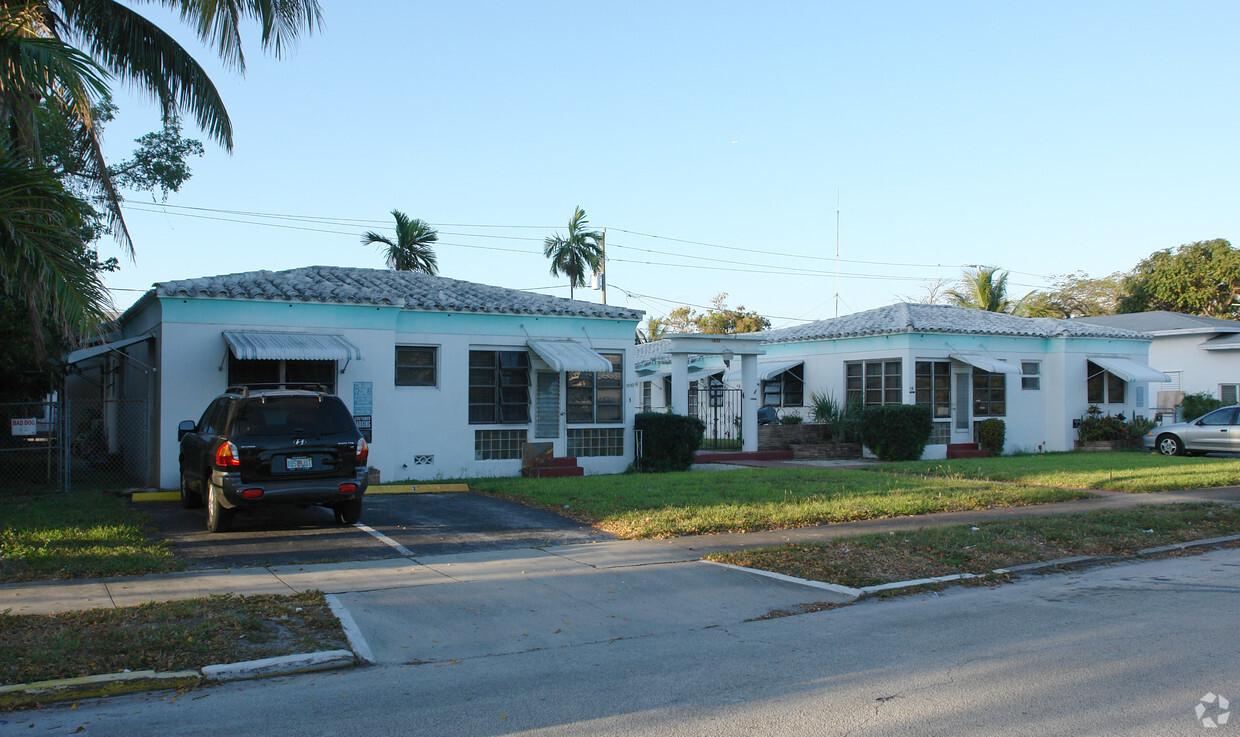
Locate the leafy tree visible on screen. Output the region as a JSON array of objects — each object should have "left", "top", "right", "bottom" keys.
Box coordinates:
[
  {"left": 656, "top": 293, "right": 771, "bottom": 335},
  {"left": 362, "top": 210, "right": 439, "bottom": 274},
  {"left": 543, "top": 206, "right": 602, "bottom": 299},
  {"left": 947, "top": 267, "right": 1012, "bottom": 313},
  {"left": 635, "top": 316, "right": 667, "bottom": 344},
  {"left": 899, "top": 277, "right": 952, "bottom": 305},
  {"left": 1016, "top": 271, "right": 1124, "bottom": 318},
  {"left": 1117, "top": 239, "right": 1240, "bottom": 318}
]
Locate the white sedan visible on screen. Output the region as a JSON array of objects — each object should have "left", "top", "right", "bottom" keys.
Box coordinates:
[{"left": 1144, "top": 406, "right": 1240, "bottom": 455}]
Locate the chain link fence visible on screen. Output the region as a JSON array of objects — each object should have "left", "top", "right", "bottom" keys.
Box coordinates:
[{"left": 0, "top": 400, "right": 61, "bottom": 492}]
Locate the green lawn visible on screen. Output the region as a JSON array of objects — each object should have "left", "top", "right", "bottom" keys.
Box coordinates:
[
  {"left": 472, "top": 468, "right": 1089, "bottom": 539},
  {"left": 711, "top": 503, "right": 1240, "bottom": 588},
  {"left": 0, "top": 592, "right": 347, "bottom": 687},
  {"left": 879, "top": 451, "right": 1240, "bottom": 493},
  {"left": 0, "top": 489, "right": 184, "bottom": 583}
]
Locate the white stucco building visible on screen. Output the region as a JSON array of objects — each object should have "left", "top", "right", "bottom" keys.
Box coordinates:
[
  {"left": 638, "top": 304, "right": 1167, "bottom": 457},
  {"left": 1073, "top": 311, "right": 1240, "bottom": 416},
  {"left": 79, "top": 266, "right": 643, "bottom": 488}
]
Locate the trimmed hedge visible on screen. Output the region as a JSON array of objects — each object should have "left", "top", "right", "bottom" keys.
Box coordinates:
[
  {"left": 635, "top": 412, "right": 706, "bottom": 472},
  {"left": 976, "top": 418, "right": 1005, "bottom": 456},
  {"left": 859, "top": 404, "right": 932, "bottom": 461}
]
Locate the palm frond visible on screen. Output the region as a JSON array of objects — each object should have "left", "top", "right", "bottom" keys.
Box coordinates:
[{"left": 141, "top": 0, "right": 322, "bottom": 71}]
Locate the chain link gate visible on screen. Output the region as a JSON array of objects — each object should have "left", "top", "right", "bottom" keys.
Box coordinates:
[
  {"left": 0, "top": 399, "right": 62, "bottom": 492},
  {"left": 64, "top": 398, "right": 151, "bottom": 490}
]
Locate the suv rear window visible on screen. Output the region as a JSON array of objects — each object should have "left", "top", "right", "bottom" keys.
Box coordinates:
[{"left": 233, "top": 396, "right": 356, "bottom": 437}]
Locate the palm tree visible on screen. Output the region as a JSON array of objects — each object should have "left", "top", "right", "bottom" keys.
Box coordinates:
[
  {"left": 543, "top": 206, "right": 602, "bottom": 300},
  {"left": 947, "top": 267, "right": 1013, "bottom": 313},
  {"left": 635, "top": 316, "right": 667, "bottom": 343},
  {"left": 362, "top": 210, "right": 439, "bottom": 274}
]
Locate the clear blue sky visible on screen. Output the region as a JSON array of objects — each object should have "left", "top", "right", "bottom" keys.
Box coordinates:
[{"left": 99, "top": 1, "right": 1240, "bottom": 328}]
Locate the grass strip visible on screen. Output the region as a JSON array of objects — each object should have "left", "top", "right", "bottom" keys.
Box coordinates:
[
  {"left": 709, "top": 503, "right": 1240, "bottom": 588},
  {"left": 0, "top": 592, "right": 347, "bottom": 687},
  {"left": 472, "top": 468, "right": 1090, "bottom": 539},
  {"left": 879, "top": 451, "right": 1240, "bottom": 493},
  {"left": 0, "top": 489, "right": 184, "bottom": 583}
]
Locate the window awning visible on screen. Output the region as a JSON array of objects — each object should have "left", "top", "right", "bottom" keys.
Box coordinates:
[
  {"left": 949, "top": 353, "right": 1021, "bottom": 375},
  {"left": 1200, "top": 334, "right": 1240, "bottom": 351},
  {"left": 722, "top": 360, "right": 803, "bottom": 383},
  {"left": 66, "top": 335, "right": 152, "bottom": 365},
  {"left": 527, "top": 340, "right": 613, "bottom": 372},
  {"left": 223, "top": 331, "right": 363, "bottom": 361},
  {"left": 1089, "top": 356, "right": 1170, "bottom": 383}
]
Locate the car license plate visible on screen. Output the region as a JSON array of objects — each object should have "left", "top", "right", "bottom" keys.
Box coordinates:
[{"left": 286, "top": 456, "right": 313, "bottom": 471}]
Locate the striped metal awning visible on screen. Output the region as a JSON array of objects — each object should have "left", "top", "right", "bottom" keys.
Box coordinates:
[
  {"left": 949, "top": 353, "right": 1021, "bottom": 375},
  {"left": 1088, "top": 356, "right": 1169, "bottom": 383},
  {"left": 527, "top": 340, "right": 613, "bottom": 372},
  {"left": 223, "top": 331, "right": 363, "bottom": 361}
]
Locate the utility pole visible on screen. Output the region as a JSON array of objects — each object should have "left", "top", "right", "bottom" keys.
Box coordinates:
[{"left": 599, "top": 228, "right": 607, "bottom": 305}]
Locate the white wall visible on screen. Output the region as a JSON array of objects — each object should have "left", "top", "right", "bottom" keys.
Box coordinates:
[{"left": 1146, "top": 334, "right": 1240, "bottom": 412}]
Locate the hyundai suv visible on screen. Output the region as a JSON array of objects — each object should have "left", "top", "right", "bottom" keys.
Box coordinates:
[{"left": 178, "top": 387, "right": 369, "bottom": 532}]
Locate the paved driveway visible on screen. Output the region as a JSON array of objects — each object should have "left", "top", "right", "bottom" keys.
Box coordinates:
[{"left": 141, "top": 492, "right": 612, "bottom": 568}]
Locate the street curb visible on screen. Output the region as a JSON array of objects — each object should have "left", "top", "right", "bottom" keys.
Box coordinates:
[
  {"left": 700, "top": 561, "right": 863, "bottom": 599},
  {"left": 201, "top": 650, "right": 357, "bottom": 681},
  {"left": 368, "top": 483, "right": 470, "bottom": 495},
  {"left": 0, "top": 670, "right": 201, "bottom": 710},
  {"left": 1137, "top": 533, "right": 1240, "bottom": 557}
]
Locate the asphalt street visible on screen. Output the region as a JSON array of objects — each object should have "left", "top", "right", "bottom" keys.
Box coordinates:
[
  {"left": 142, "top": 492, "right": 611, "bottom": 568},
  {"left": 6, "top": 547, "right": 1239, "bottom": 736}
]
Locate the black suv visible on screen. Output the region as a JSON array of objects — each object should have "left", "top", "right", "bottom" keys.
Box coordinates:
[{"left": 177, "top": 387, "right": 369, "bottom": 532}]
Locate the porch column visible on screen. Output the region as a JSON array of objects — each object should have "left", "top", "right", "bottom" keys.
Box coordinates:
[
  {"left": 670, "top": 353, "right": 689, "bottom": 415},
  {"left": 741, "top": 353, "right": 759, "bottom": 452}
]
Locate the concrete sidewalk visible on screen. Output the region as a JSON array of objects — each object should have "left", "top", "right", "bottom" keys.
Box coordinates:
[{"left": 3, "top": 485, "right": 1239, "bottom": 616}]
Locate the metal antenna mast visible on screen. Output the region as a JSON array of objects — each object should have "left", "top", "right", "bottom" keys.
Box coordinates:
[{"left": 834, "top": 190, "right": 840, "bottom": 318}]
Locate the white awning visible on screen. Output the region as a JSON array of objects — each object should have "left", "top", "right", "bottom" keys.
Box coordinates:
[
  {"left": 66, "top": 335, "right": 152, "bottom": 365},
  {"left": 722, "top": 360, "right": 803, "bottom": 383},
  {"left": 1200, "top": 334, "right": 1240, "bottom": 351},
  {"left": 949, "top": 353, "right": 1021, "bottom": 375},
  {"left": 528, "top": 340, "right": 613, "bottom": 372},
  {"left": 638, "top": 366, "right": 718, "bottom": 383},
  {"left": 1089, "top": 356, "right": 1170, "bottom": 383},
  {"left": 223, "top": 331, "right": 363, "bottom": 361}
]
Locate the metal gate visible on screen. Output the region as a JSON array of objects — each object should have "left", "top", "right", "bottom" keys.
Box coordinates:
[
  {"left": 689, "top": 382, "right": 743, "bottom": 451},
  {"left": 0, "top": 399, "right": 62, "bottom": 492}
]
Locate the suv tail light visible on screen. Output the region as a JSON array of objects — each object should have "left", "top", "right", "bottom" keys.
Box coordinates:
[
  {"left": 215, "top": 441, "right": 241, "bottom": 467},
  {"left": 355, "top": 438, "right": 369, "bottom": 464}
]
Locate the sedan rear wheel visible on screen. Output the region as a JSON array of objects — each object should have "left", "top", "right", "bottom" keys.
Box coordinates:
[
  {"left": 1156, "top": 434, "right": 1184, "bottom": 456},
  {"left": 206, "top": 481, "right": 234, "bottom": 533}
]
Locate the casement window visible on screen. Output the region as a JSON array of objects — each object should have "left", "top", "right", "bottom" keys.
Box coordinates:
[
  {"left": 395, "top": 346, "right": 437, "bottom": 386},
  {"left": 914, "top": 361, "right": 952, "bottom": 419},
  {"left": 972, "top": 369, "right": 1006, "bottom": 417},
  {"left": 1086, "top": 361, "right": 1126, "bottom": 404},
  {"left": 468, "top": 350, "right": 530, "bottom": 424},
  {"left": 846, "top": 359, "right": 902, "bottom": 407},
  {"left": 762, "top": 364, "right": 805, "bottom": 408},
  {"left": 228, "top": 359, "right": 336, "bottom": 393},
  {"left": 1021, "top": 361, "right": 1040, "bottom": 390},
  {"left": 567, "top": 353, "right": 623, "bottom": 424}
]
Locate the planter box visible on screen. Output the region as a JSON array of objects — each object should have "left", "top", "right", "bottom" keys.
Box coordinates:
[
  {"left": 789, "top": 442, "right": 863, "bottom": 460},
  {"left": 757, "top": 424, "right": 832, "bottom": 451},
  {"left": 1073, "top": 440, "right": 1134, "bottom": 452}
]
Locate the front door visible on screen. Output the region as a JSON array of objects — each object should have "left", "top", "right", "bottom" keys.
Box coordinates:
[{"left": 952, "top": 370, "right": 972, "bottom": 443}]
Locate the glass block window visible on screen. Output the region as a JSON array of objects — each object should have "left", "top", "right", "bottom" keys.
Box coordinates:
[
  {"left": 469, "top": 350, "right": 530, "bottom": 424},
  {"left": 474, "top": 429, "right": 527, "bottom": 460},
  {"left": 395, "top": 346, "right": 437, "bottom": 386},
  {"left": 567, "top": 428, "right": 625, "bottom": 457},
  {"left": 762, "top": 364, "right": 805, "bottom": 407},
  {"left": 915, "top": 361, "right": 951, "bottom": 419},
  {"left": 972, "top": 369, "right": 1006, "bottom": 417},
  {"left": 567, "top": 353, "right": 623, "bottom": 424},
  {"left": 846, "top": 359, "right": 902, "bottom": 407},
  {"left": 1021, "top": 361, "right": 1040, "bottom": 390}
]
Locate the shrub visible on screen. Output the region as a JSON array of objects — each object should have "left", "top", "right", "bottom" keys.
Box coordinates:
[
  {"left": 809, "top": 391, "right": 864, "bottom": 443},
  {"left": 858, "top": 404, "right": 932, "bottom": 461},
  {"left": 780, "top": 413, "right": 803, "bottom": 425},
  {"left": 1181, "top": 392, "right": 1223, "bottom": 422},
  {"left": 976, "top": 418, "right": 1005, "bottom": 456},
  {"left": 1127, "top": 415, "right": 1157, "bottom": 441},
  {"left": 1076, "top": 405, "right": 1128, "bottom": 442},
  {"left": 634, "top": 412, "right": 705, "bottom": 472}
]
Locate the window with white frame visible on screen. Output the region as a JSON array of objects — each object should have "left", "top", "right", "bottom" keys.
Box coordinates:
[
  {"left": 914, "top": 361, "right": 951, "bottom": 419},
  {"left": 1222, "top": 384, "right": 1239, "bottom": 405},
  {"left": 1086, "top": 361, "right": 1125, "bottom": 404},
  {"left": 395, "top": 346, "right": 436, "bottom": 386},
  {"left": 468, "top": 350, "right": 530, "bottom": 424},
  {"left": 566, "top": 353, "right": 623, "bottom": 424},
  {"left": 846, "top": 359, "right": 902, "bottom": 407},
  {"left": 762, "top": 364, "right": 804, "bottom": 407},
  {"left": 1021, "top": 361, "right": 1040, "bottom": 390},
  {"left": 642, "top": 381, "right": 652, "bottom": 412},
  {"left": 972, "top": 369, "right": 1006, "bottom": 417}
]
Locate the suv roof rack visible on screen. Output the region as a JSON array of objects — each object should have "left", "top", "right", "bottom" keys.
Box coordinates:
[{"left": 224, "top": 383, "right": 332, "bottom": 397}]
